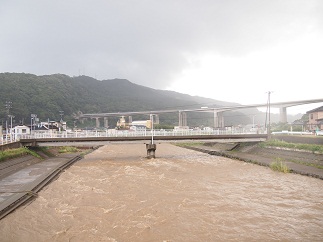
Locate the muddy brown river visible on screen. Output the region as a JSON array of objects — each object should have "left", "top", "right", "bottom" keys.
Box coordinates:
[{"left": 1, "top": 143, "right": 322, "bottom": 241}]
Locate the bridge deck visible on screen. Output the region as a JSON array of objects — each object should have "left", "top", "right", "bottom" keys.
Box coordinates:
[{"left": 20, "top": 134, "right": 268, "bottom": 146}]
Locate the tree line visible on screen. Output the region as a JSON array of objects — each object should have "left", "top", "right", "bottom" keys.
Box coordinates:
[{"left": 0, "top": 73, "right": 257, "bottom": 128}]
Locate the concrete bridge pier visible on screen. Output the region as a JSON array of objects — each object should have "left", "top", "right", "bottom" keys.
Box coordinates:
[
  {"left": 154, "top": 114, "right": 160, "bottom": 124},
  {"left": 280, "top": 107, "right": 287, "bottom": 123},
  {"left": 179, "top": 111, "right": 187, "bottom": 127},
  {"left": 146, "top": 143, "right": 157, "bottom": 159},
  {"left": 95, "top": 117, "right": 100, "bottom": 128},
  {"left": 104, "top": 117, "right": 109, "bottom": 128},
  {"left": 214, "top": 111, "right": 224, "bottom": 128}
]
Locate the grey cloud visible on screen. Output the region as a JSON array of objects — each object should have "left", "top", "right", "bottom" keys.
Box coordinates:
[{"left": 0, "top": 0, "right": 321, "bottom": 88}]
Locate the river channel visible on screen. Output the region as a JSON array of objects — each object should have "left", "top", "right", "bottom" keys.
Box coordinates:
[{"left": 0, "top": 143, "right": 322, "bottom": 241}]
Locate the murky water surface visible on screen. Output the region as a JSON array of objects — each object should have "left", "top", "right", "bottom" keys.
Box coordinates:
[{"left": 1, "top": 143, "right": 322, "bottom": 241}]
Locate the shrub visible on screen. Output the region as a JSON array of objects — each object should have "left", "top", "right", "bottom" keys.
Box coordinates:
[
  {"left": 270, "top": 158, "right": 290, "bottom": 173},
  {"left": 58, "top": 146, "right": 79, "bottom": 153}
]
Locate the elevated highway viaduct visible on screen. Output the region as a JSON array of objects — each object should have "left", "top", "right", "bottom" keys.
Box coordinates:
[{"left": 79, "top": 98, "right": 323, "bottom": 129}]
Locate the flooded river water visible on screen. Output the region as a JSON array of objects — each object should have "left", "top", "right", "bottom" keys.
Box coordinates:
[{"left": 1, "top": 143, "right": 322, "bottom": 241}]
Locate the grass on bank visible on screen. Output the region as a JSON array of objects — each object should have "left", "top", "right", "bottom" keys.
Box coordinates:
[
  {"left": 174, "top": 142, "right": 203, "bottom": 147},
  {"left": 0, "top": 146, "right": 83, "bottom": 162},
  {"left": 0, "top": 147, "right": 41, "bottom": 162},
  {"left": 35, "top": 147, "right": 56, "bottom": 157},
  {"left": 289, "top": 159, "right": 323, "bottom": 170},
  {"left": 58, "top": 146, "right": 80, "bottom": 153},
  {"left": 270, "top": 158, "right": 290, "bottom": 173},
  {"left": 260, "top": 139, "right": 323, "bottom": 154}
]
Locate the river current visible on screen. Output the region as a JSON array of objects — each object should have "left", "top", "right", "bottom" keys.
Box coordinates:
[{"left": 0, "top": 143, "right": 322, "bottom": 241}]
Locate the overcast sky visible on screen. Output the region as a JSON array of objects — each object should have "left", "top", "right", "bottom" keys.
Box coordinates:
[{"left": 1, "top": 0, "right": 322, "bottom": 113}]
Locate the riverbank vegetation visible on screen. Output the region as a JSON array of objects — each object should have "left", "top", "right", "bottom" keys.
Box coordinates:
[
  {"left": 260, "top": 139, "right": 323, "bottom": 154},
  {"left": 58, "top": 146, "right": 80, "bottom": 153},
  {"left": 0, "top": 147, "right": 41, "bottom": 162},
  {"left": 270, "top": 158, "right": 290, "bottom": 173},
  {"left": 174, "top": 142, "right": 203, "bottom": 148}
]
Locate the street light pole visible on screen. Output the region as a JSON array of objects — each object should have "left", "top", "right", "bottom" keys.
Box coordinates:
[
  {"left": 146, "top": 114, "right": 157, "bottom": 159},
  {"left": 150, "top": 114, "right": 154, "bottom": 144}
]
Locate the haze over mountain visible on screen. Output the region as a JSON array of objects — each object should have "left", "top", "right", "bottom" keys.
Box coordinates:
[
  {"left": 1, "top": 1, "right": 322, "bottom": 107},
  {"left": 0, "top": 73, "right": 300, "bottom": 128}
]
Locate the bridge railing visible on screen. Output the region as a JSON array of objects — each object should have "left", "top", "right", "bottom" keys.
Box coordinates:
[{"left": 16, "top": 128, "right": 265, "bottom": 140}]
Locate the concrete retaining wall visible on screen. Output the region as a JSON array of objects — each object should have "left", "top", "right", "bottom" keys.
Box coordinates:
[{"left": 0, "top": 142, "right": 21, "bottom": 151}]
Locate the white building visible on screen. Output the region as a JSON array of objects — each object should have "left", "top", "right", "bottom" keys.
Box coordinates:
[
  {"left": 39, "top": 121, "right": 67, "bottom": 131},
  {"left": 131, "top": 120, "right": 152, "bottom": 128},
  {"left": 12, "top": 125, "right": 31, "bottom": 140}
]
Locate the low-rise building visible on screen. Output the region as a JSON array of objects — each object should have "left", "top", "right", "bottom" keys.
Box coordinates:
[
  {"left": 130, "top": 120, "right": 152, "bottom": 129},
  {"left": 306, "top": 106, "right": 323, "bottom": 131},
  {"left": 12, "top": 125, "right": 30, "bottom": 140}
]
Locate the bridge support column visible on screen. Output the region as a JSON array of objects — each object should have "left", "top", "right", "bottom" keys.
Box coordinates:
[
  {"left": 279, "top": 107, "right": 287, "bottom": 123},
  {"left": 104, "top": 117, "right": 109, "bottom": 128},
  {"left": 95, "top": 117, "right": 100, "bottom": 128},
  {"left": 154, "top": 114, "right": 160, "bottom": 124},
  {"left": 214, "top": 111, "right": 224, "bottom": 128},
  {"left": 146, "top": 143, "right": 156, "bottom": 159},
  {"left": 178, "top": 111, "right": 187, "bottom": 127}
]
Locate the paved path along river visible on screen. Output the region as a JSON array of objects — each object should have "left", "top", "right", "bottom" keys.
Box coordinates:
[{"left": 0, "top": 143, "right": 322, "bottom": 241}]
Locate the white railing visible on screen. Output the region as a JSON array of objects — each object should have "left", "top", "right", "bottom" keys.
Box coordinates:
[
  {"left": 0, "top": 135, "right": 14, "bottom": 145},
  {"left": 315, "top": 131, "right": 323, "bottom": 136},
  {"left": 15, "top": 129, "right": 266, "bottom": 140},
  {"left": 272, "top": 131, "right": 314, "bottom": 135}
]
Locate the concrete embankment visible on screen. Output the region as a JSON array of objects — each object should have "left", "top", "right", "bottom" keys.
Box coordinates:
[
  {"left": 0, "top": 152, "right": 84, "bottom": 220},
  {"left": 0, "top": 142, "right": 21, "bottom": 151},
  {"left": 183, "top": 142, "right": 323, "bottom": 180}
]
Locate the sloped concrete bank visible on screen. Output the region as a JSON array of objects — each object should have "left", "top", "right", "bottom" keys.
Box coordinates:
[
  {"left": 0, "top": 146, "right": 102, "bottom": 219},
  {"left": 0, "top": 155, "right": 40, "bottom": 180},
  {"left": 182, "top": 142, "right": 323, "bottom": 180}
]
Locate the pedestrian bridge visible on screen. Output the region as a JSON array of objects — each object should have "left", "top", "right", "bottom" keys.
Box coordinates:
[{"left": 19, "top": 129, "right": 268, "bottom": 146}]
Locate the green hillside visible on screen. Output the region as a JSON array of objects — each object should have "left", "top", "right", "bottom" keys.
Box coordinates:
[{"left": 0, "top": 73, "right": 263, "bottom": 128}]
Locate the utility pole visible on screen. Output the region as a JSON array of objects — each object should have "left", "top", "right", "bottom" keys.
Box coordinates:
[
  {"left": 5, "top": 101, "right": 12, "bottom": 142},
  {"left": 8, "top": 115, "right": 14, "bottom": 142},
  {"left": 31, "top": 114, "right": 37, "bottom": 136},
  {"left": 5, "top": 101, "right": 12, "bottom": 114},
  {"left": 252, "top": 115, "right": 255, "bottom": 129},
  {"left": 59, "top": 111, "right": 64, "bottom": 132},
  {"left": 59, "top": 110, "right": 64, "bottom": 122},
  {"left": 266, "top": 91, "right": 273, "bottom": 139}
]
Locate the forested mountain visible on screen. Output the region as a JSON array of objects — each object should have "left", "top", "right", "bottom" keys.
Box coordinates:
[{"left": 0, "top": 73, "right": 275, "bottom": 128}]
